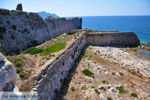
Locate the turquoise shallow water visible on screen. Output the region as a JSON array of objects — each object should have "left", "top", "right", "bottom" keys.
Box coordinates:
[{"left": 81, "top": 16, "right": 150, "bottom": 43}]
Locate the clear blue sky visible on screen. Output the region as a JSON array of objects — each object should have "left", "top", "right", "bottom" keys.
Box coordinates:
[{"left": 0, "top": 0, "right": 150, "bottom": 17}]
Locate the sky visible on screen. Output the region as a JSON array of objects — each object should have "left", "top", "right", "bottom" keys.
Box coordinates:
[{"left": 0, "top": 0, "right": 150, "bottom": 17}]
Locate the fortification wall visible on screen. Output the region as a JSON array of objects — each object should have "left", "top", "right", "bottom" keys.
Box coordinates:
[
  {"left": 0, "top": 8, "right": 82, "bottom": 54},
  {"left": 86, "top": 32, "right": 140, "bottom": 47},
  {"left": 34, "top": 33, "right": 86, "bottom": 100},
  {"left": 32, "top": 31, "right": 140, "bottom": 100}
]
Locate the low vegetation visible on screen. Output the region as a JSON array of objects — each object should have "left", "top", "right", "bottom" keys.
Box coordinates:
[
  {"left": 94, "top": 88, "right": 100, "bottom": 94},
  {"left": 101, "top": 80, "right": 109, "bottom": 84},
  {"left": 19, "top": 71, "right": 25, "bottom": 78},
  {"left": 83, "top": 52, "right": 88, "bottom": 58},
  {"left": 22, "top": 47, "right": 43, "bottom": 54},
  {"left": 15, "top": 55, "right": 25, "bottom": 61},
  {"left": 130, "top": 48, "right": 138, "bottom": 52},
  {"left": 16, "top": 67, "right": 21, "bottom": 73},
  {"left": 14, "top": 60, "right": 22, "bottom": 67},
  {"left": 130, "top": 93, "right": 138, "bottom": 98},
  {"left": 82, "top": 85, "right": 87, "bottom": 90},
  {"left": 119, "top": 72, "right": 124, "bottom": 76},
  {"left": 41, "top": 42, "right": 66, "bottom": 55},
  {"left": 13, "top": 56, "right": 25, "bottom": 79},
  {"left": 117, "top": 86, "right": 126, "bottom": 94},
  {"left": 82, "top": 69, "right": 94, "bottom": 77}
]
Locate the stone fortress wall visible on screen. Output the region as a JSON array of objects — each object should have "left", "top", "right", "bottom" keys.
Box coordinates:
[
  {"left": 0, "top": 8, "right": 82, "bottom": 54},
  {"left": 35, "top": 31, "right": 139, "bottom": 100},
  {"left": 86, "top": 31, "right": 140, "bottom": 47}
]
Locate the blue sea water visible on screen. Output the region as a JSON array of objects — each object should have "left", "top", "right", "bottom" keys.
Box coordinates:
[{"left": 81, "top": 16, "right": 150, "bottom": 43}]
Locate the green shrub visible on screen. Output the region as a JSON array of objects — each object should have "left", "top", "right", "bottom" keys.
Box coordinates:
[
  {"left": 101, "top": 80, "right": 109, "bottom": 84},
  {"left": 82, "top": 85, "right": 87, "bottom": 90},
  {"left": 22, "top": 47, "right": 43, "bottom": 54},
  {"left": 94, "top": 88, "right": 100, "bottom": 94},
  {"left": 91, "top": 86, "right": 95, "bottom": 88},
  {"left": 83, "top": 53, "right": 87, "bottom": 58},
  {"left": 41, "top": 42, "right": 66, "bottom": 56},
  {"left": 88, "top": 57, "right": 91, "bottom": 60},
  {"left": 117, "top": 86, "right": 126, "bottom": 94},
  {"left": 119, "top": 72, "right": 124, "bottom": 76},
  {"left": 89, "top": 54, "right": 92, "bottom": 57},
  {"left": 82, "top": 69, "right": 94, "bottom": 77},
  {"left": 15, "top": 56, "right": 25, "bottom": 61},
  {"left": 14, "top": 60, "right": 22, "bottom": 67},
  {"left": 16, "top": 67, "right": 21, "bottom": 73},
  {"left": 130, "top": 93, "right": 138, "bottom": 98},
  {"left": 19, "top": 71, "right": 25, "bottom": 78}
]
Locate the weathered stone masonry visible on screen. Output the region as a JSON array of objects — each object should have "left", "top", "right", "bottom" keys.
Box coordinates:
[
  {"left": 35, "top": 31, "right": 139, "bottom": 100},
  {"left": 35, "top": 32, "right": 87, "bottom": 100},
  {"left": 0, "top": 8, "right": 82, "bottom": 54},
  {"left": 86, "top": 31, "right": 140, "bottom": 47}
]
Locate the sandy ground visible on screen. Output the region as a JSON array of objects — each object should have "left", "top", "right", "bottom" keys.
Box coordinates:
[{"left": 58, "top": 46, "right": 150, "bottom": 100}]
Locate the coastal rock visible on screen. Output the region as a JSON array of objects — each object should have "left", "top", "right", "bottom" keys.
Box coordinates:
[
  {"left": 16, "top": 3, "right": 23, "bottom": 11},
  {"left": 0, "top": 52, "right": 16, "bottom": 91}
]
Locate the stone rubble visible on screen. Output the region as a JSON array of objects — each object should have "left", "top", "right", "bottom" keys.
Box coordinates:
[{"left": 92, "top": 46, "right": 150, "bottom": 77}]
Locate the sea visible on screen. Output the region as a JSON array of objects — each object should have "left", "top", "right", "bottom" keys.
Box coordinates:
[{"left": 80, "top": 16, "right": 150, "bottom": 43}]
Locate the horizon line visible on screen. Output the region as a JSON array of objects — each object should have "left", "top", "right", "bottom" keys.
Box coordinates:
[{"left": 65, "top": 15, "right": 150, "bottom": 17}]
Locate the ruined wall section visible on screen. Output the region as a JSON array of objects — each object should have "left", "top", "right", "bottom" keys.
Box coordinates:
[
  {"left": 86, "top": 32, "right": 140, "bottom": 47},
  {"left": 0, "top": 9, "right": 82, "bottom": 54},
  {"left": 46, "top": 17, "right": 82, "bottom": 38},
  {"left": 33, "top": 31, "right": 140, "bottom": 100},
  {"left": 34, "top": 33, "right": 86, "bottom": 100}
]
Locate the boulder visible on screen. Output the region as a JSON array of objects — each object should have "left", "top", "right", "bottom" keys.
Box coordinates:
[
  {"left": 0, "top": 52, "right": 16, "bottom": 91},
  {"left": 16, "top": 3, "right": 23, "bottom": 11}
]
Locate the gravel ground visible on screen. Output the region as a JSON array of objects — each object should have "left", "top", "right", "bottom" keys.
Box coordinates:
[
  {"left": 58, "top": 46, "right": 150, "bottom": 100},
  {"left": 91, "top": 46, "right": 150, "bottom": 77}
]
